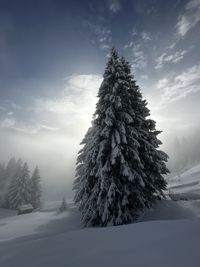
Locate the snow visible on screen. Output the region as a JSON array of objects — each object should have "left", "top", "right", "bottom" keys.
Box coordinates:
[
  {"left": 0, "top": 208, "right": 16, "bottom": 219},
  {"left": 0, "top": 199, "right": 199, "bottom": 267},
  {"left": 40, "top": 200, "right": 62, "bottom": 212},
  {"left": 0, "top": 211, "right": 68, "bottom": 242},
  {"left": 166, "top": 163, "right": 200, "bottom": 217},
  {"left": 179, "top": 200, "right": 200, "bottom": 217},
  {"left": 167, "top": 163, "right": 200, "bottom": 194}
]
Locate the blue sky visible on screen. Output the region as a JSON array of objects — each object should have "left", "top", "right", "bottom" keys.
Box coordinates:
[{"left": 0, "top": 0, "right": 200, "bottom": 198}]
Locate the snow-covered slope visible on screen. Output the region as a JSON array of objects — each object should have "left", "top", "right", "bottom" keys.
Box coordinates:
[
  {"left": 168, "top": 163, "right": 200, "bottom": 194},
  {"left": 0, "top": 210, "right": 69, "bottom": 242},
  {"left": 0, "top": 200, "right": 199, "bottom": 267},
  {"left": 1, "top": 218, "right": 200, "bottom": 267}
]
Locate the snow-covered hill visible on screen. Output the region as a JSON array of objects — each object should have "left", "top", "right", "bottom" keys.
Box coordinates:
[
  {"left": 167, "top": 163, "right": 200, "bottom": 194},
  {"left": 0, "top": 199, "right": 199, "bottom": 267}
]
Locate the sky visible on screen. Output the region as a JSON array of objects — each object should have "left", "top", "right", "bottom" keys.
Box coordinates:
[{"left": 0, "top": 0, "right": 200, "bottom": 199}]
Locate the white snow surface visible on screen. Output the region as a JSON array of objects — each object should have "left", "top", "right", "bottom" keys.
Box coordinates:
[
  {"left": 167, "top": 163, "right": 200, "bottom": 194},
  {"left": 0, "top": 198, "right": 200, "bottom": 267},
  {"left": 0, "top": 209, "right": 68, "bottom": 242}
]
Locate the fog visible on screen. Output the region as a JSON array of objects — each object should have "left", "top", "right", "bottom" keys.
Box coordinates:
[
  {"left": 0, "top": 75, "right": 101, "bottom": 200},
  {"left": 1, "top": 95, "right": 200, "bottom": 201},
  {"left": 0, "top": 128, "right": 78, "bottom": 200},
  {"left": 1, "top": 71, "right": 200, "bottom": 201}
]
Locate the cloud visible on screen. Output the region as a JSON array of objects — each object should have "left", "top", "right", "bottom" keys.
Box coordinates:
[
  {"left": 86, "top": 21, "right": 112, "bottom": 50},
  {"left": 0, "top": 117, "right": 15, "bottom": 128},
  {"left": 11, "top": 103, "right": 23, "bottom": 110},
  {"left": 124, "top": 31, "right": 152, "bottom": 69},
  {"left": 124, "top": 41, "right": 133, "bottom": 49},
  {"left": 155, "top": 50, "right": 188, "bottom": 69},
  {"left": 66, "top": 74, "right": 102, "bottom": 93},
  {"left": 132, "top": 44, "right": 147, "bottom": 70},
  {"left": 0, "top": 106, "right": 5, "bottom": 111},
  {"left": 140, "top": 74, "right": 148, "bottom": 80},
  {"left": 108, "top": 0, "right": 121, "bottom": 13},
  {"left": 124, "top": 31, "right": 151, "bottom": 49},
  {"left": 176, "top": 0, "right": 200, "bottom": 37},
  {"left": 28, "top": 74, "right": 102, "bottom": 135},
  {"left": 166, "top": 42, "right": 176, "bottom": 50},
  {"left": 0, "top": 74, "right": 102, "bottom": 138},
  {"left": 141, "top": 32, "right": 152, "bottom": 42},
  {"left": 0, "top": 74, "right": 103, "bottom": 198},
  {"left": 157, "top": 64, "right": 200, "bottom": 103},
  {"left": 131, "top": 28, "right": 137, "bottom": 36}
]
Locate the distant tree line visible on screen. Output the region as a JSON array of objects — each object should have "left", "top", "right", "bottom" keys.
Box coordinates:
[
  {"left": 0, "top": 157, "right": 42, "bottom": 210},
  {"left": 168, "top": 130, "right": 200, "bottom": 173}
]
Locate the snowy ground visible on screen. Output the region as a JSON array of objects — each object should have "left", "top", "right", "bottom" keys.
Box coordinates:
[
  {"left": 167, "top": 163, "right": 200, "bottom": 195},
  {"left": 0, "top": 165, "right": 200, "bottom": 267}
]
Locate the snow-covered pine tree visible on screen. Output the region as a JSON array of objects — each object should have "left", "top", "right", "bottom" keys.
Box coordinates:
[
  {"left": 74, "top": 48, "right": 150, "bottom": 227},
  {"left": 5, "top": 157, "right": 17, "bottom": 180},
  {"left": 121, "top": 57, "right": 169, "bottom": 206},
  {"left": 3, "top": 158, "right": 22, "bottom": 208},
  {"left": 0, "top": 162, "right": 6, "bottom": 205},
  {"left": 4, "top": 157, "right": 17, "bottom": 193},
  {"left": 30, "top": 166, "right": 42, "bottom": 209},
  {"left": 8, "top": 162, "right": 31, "bottom": 209},
  {"left": 73, "top": 125, "right": 99, "bottom": 208},
  {"left": 59, "top": 198, "right": 68, "bottom": 213}
]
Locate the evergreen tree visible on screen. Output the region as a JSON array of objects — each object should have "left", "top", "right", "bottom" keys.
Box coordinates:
[
  {"left": 59, "top": 198, "right": 68, "bottom": 213},
  {"left": 30, "top": 166, "right": 42, "bottom": 209},
  {"left": 5, "top": 157, "right": 17, "bottom": 179},
  {"left": 121, "top": 57, "right": 168, "bottom": 205},
  {"left": 7, "top": 162, "right": 31, "bottom": 209},
  {"left": 73, "top": 48, "right": 169, "bottom": 227},
  {"left": 4, "top": 157, "right": 17, "bottom": 191},
  {"left": 3, "top": 158, "right": 22, "bottom": 208},
  {"left": 0, "top": 162, "right": 6, "bottom": 205}
]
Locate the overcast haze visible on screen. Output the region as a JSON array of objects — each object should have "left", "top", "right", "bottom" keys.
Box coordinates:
[{"left": 0, "top": 0, "right": 200, "bottom": 199}]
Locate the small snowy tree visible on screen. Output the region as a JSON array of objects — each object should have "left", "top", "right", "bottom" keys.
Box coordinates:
[
  {"left": 0, "top": 163, "right": 6, "bottom": 205},
  {"left": 30, "top": 166, "right": 42, "bottom": 209},
  {"left": 3, "top": 158, "right": 23, "bottom": 208},
  {"left": 7, "top": 162, "right": 31, "bottom": 209},
  {"left": 3, "top": 157, "right": 17, "bottom": 200},
  {"left": 59, "top": 198, "right": 68, "bottom": 213}
]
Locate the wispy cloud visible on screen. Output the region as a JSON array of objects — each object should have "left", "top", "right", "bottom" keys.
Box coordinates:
[
  {"left": 124, "top": 31, "right": 151, "bottom": 49},
  {"left": 86, "top": 21, "right": 112, "bottom": 50},
  {"left": 131, "top": 28, "right": 137, "bottom": 36},
  {"left": 123, "top": 30, "right": 152, "bottom": 69},
  {"left": 155, "top": 49, "right": 188, "bottom": 69},
  {"left": 176, "top": 0, "right": 200, "bottom": 37},
  {"left": 141, "top": 31, "right": 152, "bottom": 42},
  {"left": 29, "top": 74, "right": 102, "bottom": 135},
  {"left": 140, "top": 74, "right": 148, "bottom": 80},
  {"left": 132, "top": 44, "right": 147, "bottom": 70},
  {"left": 124, "top": 41, "right": 133, "bottom": 49},
  {"left": 0, "top": 75, "right": 102, "bottom": 137},
  {"left": 0, "top": 117, "right": 15, "bottom": 128},
  {"left": 157, "top": 64, "right": 200, "bottom": 103},
  {"left": 0, "top": 106, "right": 5, "bottom": 111},
  {"left": 108, "top": 0, "right": 121, "bottom": 13}
]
